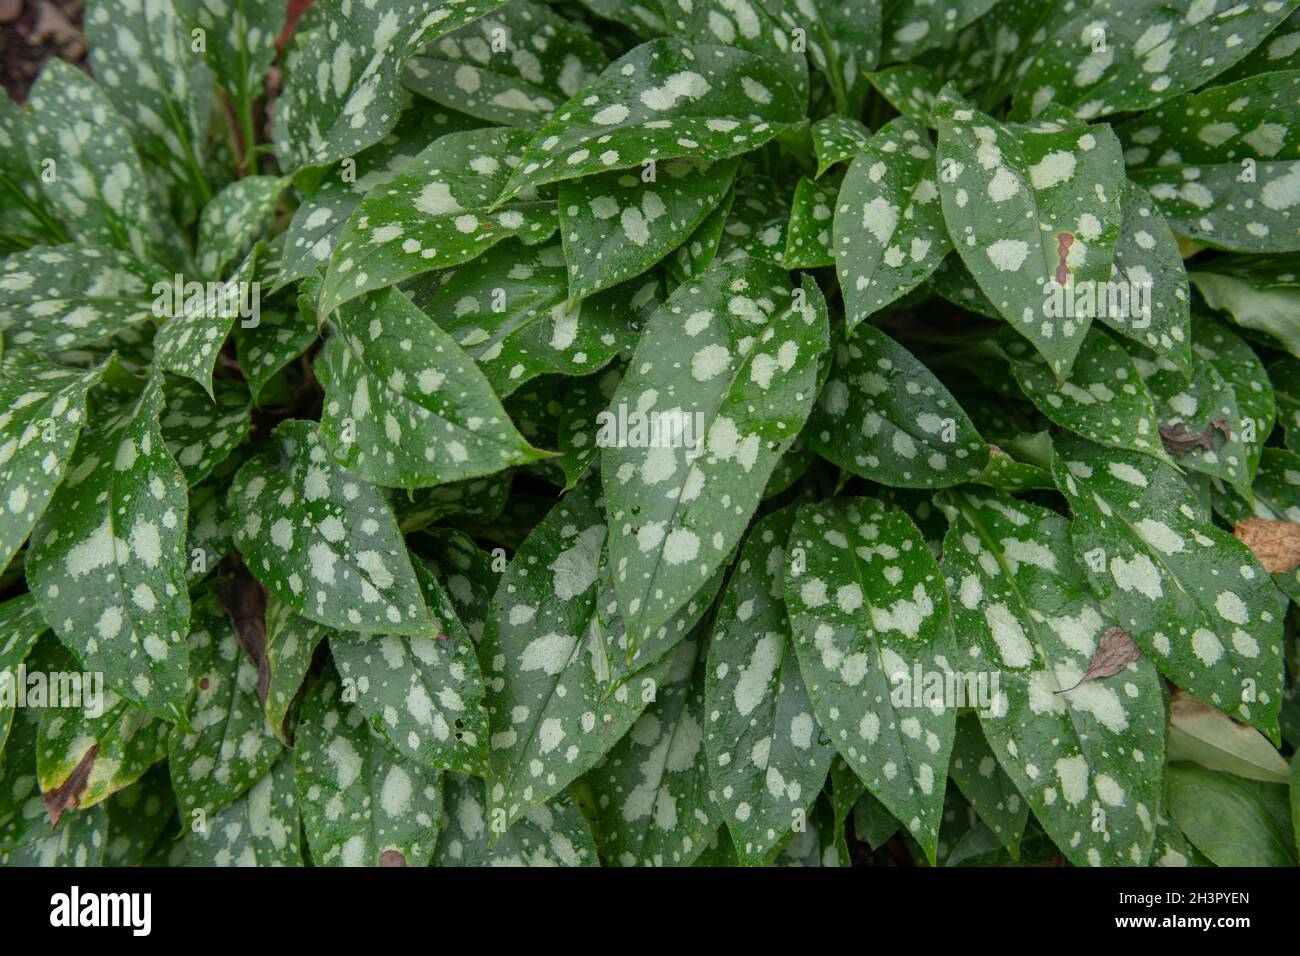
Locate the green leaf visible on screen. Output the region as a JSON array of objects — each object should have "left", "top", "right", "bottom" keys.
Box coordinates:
[
  {"left": 228, "top": 419, "right": 435, "bottom": 636},
  {"left": 1097, "top": 181, "right": 1192, "bottom": 372},
  {"left": 85, "top": 0, "right": 213, "bottom": 207},
  {"left": 434, "top": 772, "right": 598, "bottom": 865},
  {"left": 234, "top": 304, "right": 319, "bottom": 405},
  {"left": 36, "top": 669, "right": 170, "bottom": 816},
  {"left": 1169, "top": 689, "right": 1291, "bottom": 783},
  {"left": 175, "top": 0, "right": 287, "bottom": 131},
  {"left": 480, "top": 476, "right": 666, "bottom": 830},
  {"left": 1165, "top": 763, "right": 1296, "bottom": 866},
  {"left": 168, "top": 593, "right": 283, "bottom": 819},
  {"left": 807, "top": 324, "right": 988, "bottom": 488},
  {"left": 0, "top": 93, "right": 64, "bottom": 248},
  {"left": 27, "top": 374, "right": 191, "bottom": 721},
  {"left": 0, "top": 244, "right": 159, "bottom": 351},
  {"left": 1132, "top": 315, "right": 1274, "bottom": 497},
  {"left": 672, "top": 0, "right": 810, "bottom": 112},
  {"left": 938, "top": 487, "right": 1166, "bottom": 866},
  {"left": 296, "top": 667, "right": 444, "bottom": 867},
  {"left": 834, "top": 117, "right": 950, "bottom": 325},
  {"left": 496, "top": 38, "right": 802, "bottom": 202},
  {"left": 782, "top": 174, "right": 837, "bottom": 269},
  {"left": 197, "top": 177, "right": 285, "bottom": 279},
  {"left": 865, "top": 65, "right": 944, "bottom": 126},
  {"left": 560, "top": 156, "right": 737, "bottom": 299},
  {"left": 160, "top": 378, "right": 251, "bottom": 486},
  {"left": 1052, "top": 435, "right": 1284, "bottom": 738},
  {"left": 1002, "top": 326, "right": 1168, "bottom": 461},
  {"left": 23, "top": 59, "right": 160, "bottom": 263},
  {"left": 705, "top": 507, "right": 834, "bottom": 865},
  {"left": 407, "top": 240, "right": 632, "bottom": 395},
  {"left": 716, "top": 175, "right": 790, "bottom": 264},
  {"left": 602, "top": 260, "right": 829, "bottom": 646},
  {"left": 1119, "top": 70, "right": 1300, "bottom": 253},
  {"left": 783, "top": 497, "right": 955, "bottom": 863},
  {"left": 555, "top": 366, "right": 623, "bottom": 489},
  {"left": 947, "top": 713, "right": 1029, "bottom": 856},
  {"left": 1191, "top": 270, "right": 1300, "bottom": 359},
  {"left": 0, "top": 804, "right": 107, "bottom": 867},
  {"left": 0, "top": 354, "right": 106, "bottom": 571},
  {"left": 183, "top": 754, "right": 302, "bottom": 866},
  {"left": 586, "top": 635, "right": 718, "bottom": 866},
  {"left": 316, "top": 287, "right": 544, "bottom": 487},
  {"left": 413, "top": 527, "right": 499, "bottom": 641},
  {"left": 0, "top": 596, "right": 46, "bottom": 750},
  {"left": 319, "top": 127, "right": 556, "bottom": 315},
  {"left": 1013, "top": 0, "right": 1300, "bottom": 121},
  {"left": 262, "top": 596, "right": 332, "bottom": 745},
  {"left": 766, "top": 0, "right": 880, "bottom": 117},
  {"left": 667, "top": 183, "right": 734, "bottom": 282},
  {"left": 330, "top": 565, "right": 489, "bottom": 773},
  {"left": 185, "top": 479, "right": 233, "bottom": 586},
  {"left": 405, "top": 0, "right": 609, "bottom": 126},
  {"left": 936, "top": 103, "right": 1126, "bottom": 377},
  {"left": 274, "top": 0, "right": 511, "bottom": 170},
  {"left": 811, "top": 115, "right": 871, "bottom": 178},
  {"left": 103, "top": 763, "right": 175, "bottom": 866},
  {"left": 278, "top": 106, "right": 483, "bottom": 288},
  {"left": 884, "top": 0, "right": 1000, "bottom": 62}
]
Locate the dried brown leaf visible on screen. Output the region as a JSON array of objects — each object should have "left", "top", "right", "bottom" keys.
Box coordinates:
[
  {"left": 1056, "top": 625, "right": 1141, "bottom": 694},
  {"left": 42, "top": 743, "right": 98, "bottom": 827},
  {"left": 1235, "top": 517, "right": 1300, "bottom": 574},
  {"left": 217, "top": 556, "right": 271, "bottom": 704}
]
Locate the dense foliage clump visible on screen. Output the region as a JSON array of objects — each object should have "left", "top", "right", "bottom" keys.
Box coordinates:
[{"left": 1, "top": 0, "right": 1298, "bottom": 868}]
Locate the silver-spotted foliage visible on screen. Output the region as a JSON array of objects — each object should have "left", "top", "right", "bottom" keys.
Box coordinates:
[{"left": 0, "top": 0, "right": 1298, "bottom": 869}]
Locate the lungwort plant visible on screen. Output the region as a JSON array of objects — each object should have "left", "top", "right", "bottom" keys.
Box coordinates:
[{"left": 1, "top": 0, "right": 1299, "bottom": 869}]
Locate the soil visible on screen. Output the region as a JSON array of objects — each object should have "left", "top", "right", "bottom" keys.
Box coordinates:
[{"left": 0, "top": 0, "right": 87, "bottom": 104}]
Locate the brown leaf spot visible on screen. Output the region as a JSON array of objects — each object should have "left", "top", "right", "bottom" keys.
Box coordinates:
[
  {"left": 1235, "top": 517, "right": 1300, "bottom": 574},
  {"left": 43, "top": 743, "right": 98, "bottom": 827},
  {"left": 217, "top": 556, "right": 271, "bottom": 704},
  {"left": 378, "top": 849, "right": 407, "bottom": 867},
  {"left": 1056, "top": 625, "right": 1141, "bottom": 694},
  {"left": 1054, "top": 233, "right": 1074, "bottom": 286}
]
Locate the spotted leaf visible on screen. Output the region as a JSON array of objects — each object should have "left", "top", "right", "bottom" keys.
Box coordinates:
[
  {"left": 274, "top": 0, "right": 511, "bottom": 170},
  {"left": 1052, "top": 434, "right": 1285, "bottom": 738},
  {"left": 26, "top": 375, "right": 191, "bottom": 721},
  {"left": 783, "top": 497, "right": 955, "bottom": 864},
  {"left": 234, "top": 304, "right": 320, "bottom": 406},
  {"left": 85, "top": 0, "right": 213, "bottom": 208},
  {"left": 834, "top": 117, "right": 949, "bottom": 325},
  {"left": 806, "top": 324, "right": 988, "bottom": 488},
  {"left": 434, "top": 772, "right": 597, "bottom": 865},
  {"left": 407, "top": 240, "right": 632, "bottom": 395},
  {"left": 160, "top": 378, "right": 251, "bottom": 486},
  {"left": 168, "top": 593, "right": 284, "bottom": 819},
  {"left": 947, "top": 713, "right": 1029, "bottom": 856},
  {"left": 602, "top": 259, "right": 829, "bottom": 648},
  {"left": 496, "top": 38, "right": 803, "bottom": 202},
  {"left": 1133, "top": 315, "right": 1273, "bottom": 498},
  {"left": 884, "top": 0, "right": 1001, "bottom": 62},
  {"left": 865, "top": 65, "right": 944, "bottom": 126},
  {"left": 1098, "top": 181, "right": 1192, "bottom": 372},
  {"left": 586, "top": 635, "right": 717, "bottom": 866},
  {"left": 480, "top": 476, "right": 667, "bottom": 831},
  {"left": 316, "top": 287, "right": 545, "bottom": 487},
  {"left": 295, "top": 668, "right": 444, "bottom": 867},
  {"left": 405, "top": 0, "right": 608, "bottom": 127},
  {"left": 228, "top": 419, "right": 435, "bottom": 637},
  {"left": 705, "top": 507, "right": 834, "bottom": 866},
  {"left": 0, "top": 244, "right": 160, "bottom": 351},
  {"left": 175, "top": 0, "right": 287, "bottom": 138},
  {"left": 0, "top": 354, "right": 106, "bottom": 572},
  {"left": 783, "top": 174, "right": 837, "bottom": 269},
  {"left": 196, "top": 177, "right": 285, "bottom": 280},
  {"left": 936, "top": 102, "right": 1126, "bottom": 378},
  {"left": 1119, "top": 71, "right": 1300, "bottom": 253},
  {"left": 937, "top": 487, "right": 1166, "bottom": 867},
  {"left": 330, "top": 565, "right": 488, "bottom": 774},
  {"left": 183, "top": 754, "right": 301, "bottom": 866},
  {"left": 1001, "top": 326, "right": 1168, "bottom": 461},
  {"left": 262, "top": 596, "right": 332, "bottom": 745},
  {"left": 23, "top": 60, "right": 160, "bottom": 264},
  {"left": 811, "top": 114, "right": 871, "bottom": 177},
  {"left": 765, "top": 0, "right": 880, "bottom": 117},
  {"left": 319, "top": 127, "right": 556, "bottom": 316},
  {"left": 1013, "top": 0, "right": 1299, "bottom": 121},
  {"left": 560, "top": 156, "right": 737, "bottom": 299},
  {"left": 0, "top": 596, "right": 46, "bottom": 751}
]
